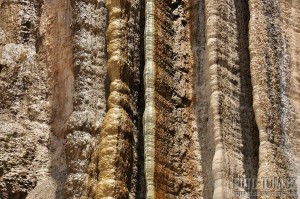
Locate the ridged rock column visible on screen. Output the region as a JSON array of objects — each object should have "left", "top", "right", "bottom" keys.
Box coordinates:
[
  {"left": 249, "top": 0, "right": 300, "bottom": 198},
  {"left": 204, "top": 0, "right": 259, "bottom": 198},
  {"left": 144, "top": 0, "right": 203, "bottom": 198},
  {"left": 82, "top": 0, "right": 144, "bottom": 198},
  {"left": 63, "top": 0, "right": 108, "bottom": 198}
]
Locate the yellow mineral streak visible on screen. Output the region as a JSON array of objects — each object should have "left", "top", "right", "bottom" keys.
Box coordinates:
[
  {"left": 92, "top": 0, "right": 131, "bottom": 198},
  {"left": 144, "top": 0, "right": 155, "bottom": 198}
]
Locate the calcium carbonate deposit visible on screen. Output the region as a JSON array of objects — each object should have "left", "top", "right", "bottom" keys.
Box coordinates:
[{"left": 0, "top": 0, "right": 299, "bottom": 198}]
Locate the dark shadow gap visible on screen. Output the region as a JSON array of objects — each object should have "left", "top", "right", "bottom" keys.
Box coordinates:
[
  {"left": 136, "top": 0, "right": 146, "bottom": 198},
  {"left": 234, "top": 1, "right": 260, "bottom": 198}
]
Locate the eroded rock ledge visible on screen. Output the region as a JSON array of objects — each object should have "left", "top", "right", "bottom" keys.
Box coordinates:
[{"left": 0, "top": 0, "right": 299, "bottom": 198}]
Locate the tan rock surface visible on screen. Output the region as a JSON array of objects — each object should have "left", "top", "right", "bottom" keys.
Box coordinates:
[{"left": 0, "top": 0, "right": 299, "bottom": 198}]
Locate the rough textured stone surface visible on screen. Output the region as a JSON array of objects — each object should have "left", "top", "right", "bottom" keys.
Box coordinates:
[
  {"left": 144, "top": 0, "right": 203, "bottom": 198},
  {"left": 0, "top": 1, "right": 51, "bottom": 198},
  {"left": 249, "top": 0, "right": 300, "bottom": 198},
  {"left": 203, "top": 0, "right": 259, "bottom": 198},
  {"left": 0, "top": 0, "right": 299, "bottom": 198},
  {"left": 62, "top": 0, "right": 108, "bottom": 198},
  {"left": 81, "top": 0, "right": 144, "bottom": 198}
]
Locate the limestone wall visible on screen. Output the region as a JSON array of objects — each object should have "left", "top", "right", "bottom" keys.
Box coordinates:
[{"left": 0, "top": 0, "right": 299, "bottom": 198}]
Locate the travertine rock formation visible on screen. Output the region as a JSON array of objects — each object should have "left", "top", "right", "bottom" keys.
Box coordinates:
[{"left": 0, "top": 0, "right": 299, "bottom": 198}]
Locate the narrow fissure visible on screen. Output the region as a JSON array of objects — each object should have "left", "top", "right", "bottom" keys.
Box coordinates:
[
  {"left": 234, "top": 0, "right": 260, "bottom": 197},
  {"left": 192, "top": 0, "right": 214, "bottom": 198},
  {"left": 46, "top": 0, "right": 73, "bottom": 198},
  {"left": 137, "top": 0, "right": 146, "bottom": 198}
]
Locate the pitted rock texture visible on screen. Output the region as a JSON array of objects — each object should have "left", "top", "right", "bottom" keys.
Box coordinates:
[
  {"left": 0, "top": 0, "right": 299, "bottom": 199},
  {"left": 145, "top": 0, "right": 203, "bottom": 198}
]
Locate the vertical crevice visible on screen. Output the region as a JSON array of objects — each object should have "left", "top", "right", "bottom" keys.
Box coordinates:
[
  {"left": 137, "top": 0, "right": 146, "bottom": 198},
  {"left": 236, "top": 0, "right": 261, "bottom": 197},
  {"left": 43, "top": 0, "right": 73, "bottom": 197},
  {"left": 192, "top": 0, "right": 214, "bottom": 198},
  {"left": 234, "top": 0, "right": 260, "bottom": 195}
]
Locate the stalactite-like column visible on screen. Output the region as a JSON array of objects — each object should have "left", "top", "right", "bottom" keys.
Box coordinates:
[
  {"left": 249, "top": 0, "right": 300, "bottom": 197},
  {"left": 144, "top": 0, "right": 156, "bottom": 198},
  {"left": 82, "top": 0, "right": 144, "bottom": 198},
  {"left": 205, "top": 1, "right": 226, "bottom": 197},
  {"left": 205, "top": 0, "right": 258, "bottom": 198},
  {"left": 96, "top": 0, "right": 137, "bottom": 198},
  {"left": 94, "top": 2, "right": 133, "bottom": 197},
  {"left": 63, "top": 0, "right": 108, "bottom": 198},
  {"left": 96, "top": 2, "right": 124, "bottom": 195}
]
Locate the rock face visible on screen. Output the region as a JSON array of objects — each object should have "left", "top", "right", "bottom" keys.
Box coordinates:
[{"left": 0, "top": 0, "right": 299, "bottom": 199}]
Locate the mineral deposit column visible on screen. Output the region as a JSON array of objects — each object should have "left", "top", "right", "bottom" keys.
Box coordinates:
[
  {"left": 62, "top": 0, "right": 108, "bottom": 198},
  {"left": 249, "top": 0, "right": 300, "bottom": 197},
  {"left": 204, "top": 0, "right": 259, "bottom": 198},
  {"left": 82, "top": 0, "right": 144, "bottom": 198},
  {"left": 144, "top": 0, "right": 203, "bottom": 198}
]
